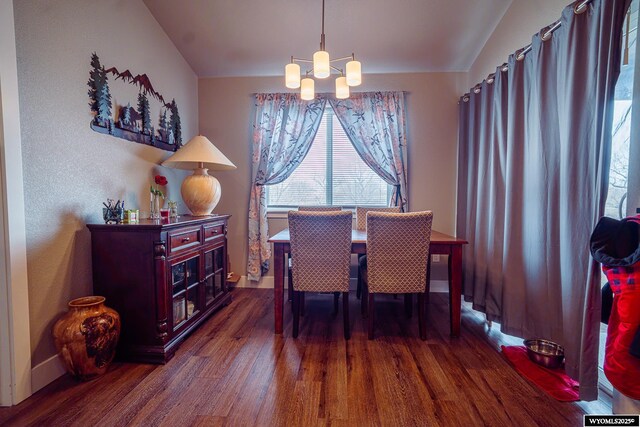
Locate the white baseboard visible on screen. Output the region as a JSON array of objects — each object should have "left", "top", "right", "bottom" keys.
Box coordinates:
[
  {"left": 233, "top": 276, "right": 450, "bottom": 293},
  {"left": 31, "top": 354, "right": 66, "bottom": 393},
  {"left": 233, "top": 275, "right": 273, "bottom": 289},
  {"left": 430, "top": 280, "right": 449, "bottom": 293}
]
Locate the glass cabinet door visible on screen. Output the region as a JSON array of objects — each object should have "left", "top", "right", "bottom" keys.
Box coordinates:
[
  {"left": 172, "top": 263, "right": 186, "bottom": 295},
  {"left": 171, "top": 254, "right": 200, "bottom": 329},
  {"left": 214, "top": 248, "right": 225, "bottom": 296},
  {"left": 204, "top": 246, "right": 225, "bottom": 307},
  {"left": 185, "top": 257, "right": 199, "bottom": 319}
]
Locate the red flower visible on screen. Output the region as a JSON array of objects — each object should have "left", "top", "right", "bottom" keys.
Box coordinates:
[{"left": 155, "top": 175, "right": 168, "bottom": 186}]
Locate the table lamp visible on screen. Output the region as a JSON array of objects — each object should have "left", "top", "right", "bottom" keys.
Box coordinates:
[{"left": 161, "top": 135, "right": 236, "bottom": 216}]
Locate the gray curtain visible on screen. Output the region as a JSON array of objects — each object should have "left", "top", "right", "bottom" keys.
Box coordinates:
[
  {"left": 247, "top": 93, "right": 326, "bottom": 281},
  {"left": 457, "top": 0, "right": 630, "bottom": 400},
  {"left": 328, "top": 92, "right": 409, "bottom": 211}
]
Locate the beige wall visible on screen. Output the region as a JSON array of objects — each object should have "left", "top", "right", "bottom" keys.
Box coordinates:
[
  {"left": 468, "top": 0, "right": 570, "bottom": 86},
  {"left": 13, "top": 0, "right": 198, "bottom": 366},
  {"left": 199, "top": 73, "right": 466, "bottom": 280}
]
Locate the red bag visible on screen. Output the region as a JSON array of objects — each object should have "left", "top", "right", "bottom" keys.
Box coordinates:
[{"left": 591, "top": 215, "right": 640, "bottom": 399}]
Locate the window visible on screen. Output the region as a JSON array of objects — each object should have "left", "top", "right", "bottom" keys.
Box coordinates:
[
  {"left": 599, "top": 0, "right": 639, "bottom": 396},
  {"left": 267, "top": 107, "right": 391, "bottom": 207},
  {"left": 605, "top": 1, "right": 637, "bottom": 219}
]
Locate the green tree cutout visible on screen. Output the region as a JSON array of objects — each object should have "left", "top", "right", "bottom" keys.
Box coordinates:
[
  {"left": 158, "top": 108, "right": 169, "bottom": 141},
  {"left": 137, "top": 91, "right": 151, "bottom": 135},
  {"left": 169, "top": 99, "right": 182, "bottom": 147},
  {"left": 87, "top": 53, "right": 112, "bottom": 126}
]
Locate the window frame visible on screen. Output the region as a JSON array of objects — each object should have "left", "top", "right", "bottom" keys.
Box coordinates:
[{"left": 265, "top": 107, "right": 393, "bottom": 209}]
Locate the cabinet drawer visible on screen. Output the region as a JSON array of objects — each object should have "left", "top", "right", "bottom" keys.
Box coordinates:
[
  {"left": 168, "top": 227, "right": 201, "bottom": 254},
  {"left": 204, "top": 224, "right": 224, "bottom": 242}
]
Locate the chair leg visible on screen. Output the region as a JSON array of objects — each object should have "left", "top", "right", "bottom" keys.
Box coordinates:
[
  {"left": 356, "top": 254, "right": 364, "bottom": 299},
  {"left": 293, "top": 291, "right": 300, "bottom": 338},
  {"left": 333, "top": 292, "right": 340, "bottom": 317},
  {"left": 404, "top": 294, "right": 413, "bottom": 318},
  {"left": 361, "top": 283, "right": 368, "bottom": 317},
  {"left": 368, "top": 294, "right": 375, "bottom": 340},
  {"left": 301, "top": 292, "right": 305, "bottom": 317},
  {"left": 418, "top": 292, "right": 426, "bottom": 340},
  {"left": 288, "top": 267, "right": 293, "bottom": 303},
  {"left": 343, "top": 291, "right": 350, "bottom": 340},
  {"left": 425, "top": 256, "right": 432, "bottom": 313}
]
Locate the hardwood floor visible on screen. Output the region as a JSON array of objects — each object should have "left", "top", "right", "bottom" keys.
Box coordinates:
[{"left": 0, "top": 289, "right": 609, "bottom": 426}]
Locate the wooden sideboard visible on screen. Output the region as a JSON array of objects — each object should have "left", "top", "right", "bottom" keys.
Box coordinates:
[{"left": 87, "top": 215, "right": 231, "bottom": 363}]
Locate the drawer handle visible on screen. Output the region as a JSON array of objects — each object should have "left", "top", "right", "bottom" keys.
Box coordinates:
[
  {"left": 181, "top": 237, "right": 191, "bottom": 243},
  {"left": 212, "top": 230, "right": 218, "bottom": 234}
]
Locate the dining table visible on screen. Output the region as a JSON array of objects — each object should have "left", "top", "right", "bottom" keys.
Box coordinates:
[{"left": 268, "top": 228, "right": 468, "bottom": 337}]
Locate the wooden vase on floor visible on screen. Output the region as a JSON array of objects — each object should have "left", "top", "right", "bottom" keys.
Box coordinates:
[{"left": 52, "top": 296, "right": 121, "bottom": 380}]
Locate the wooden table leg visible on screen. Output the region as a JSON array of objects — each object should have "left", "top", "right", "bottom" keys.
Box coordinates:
[
  {"left": 274, "top": 243, "right": 284, "bottom": 334},
  {"left": 448, "top": 245, "right": 462, "bottom": 337}
]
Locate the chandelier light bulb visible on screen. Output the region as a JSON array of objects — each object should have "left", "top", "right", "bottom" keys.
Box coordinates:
[
  {"left": 335, "top": 76, "right": 349, "bottom": 99},
  {"left": 285, "top": 63, "right": 301, "bottom": 89},
  {"left": 313, "top": 51, "right": 330, "bottom": 79},
  {"left": 346, "top": 60, "right": 362, "bottom": 86},
  {"left": 301, "top": 78, "right": 315, "bottom": 100}
]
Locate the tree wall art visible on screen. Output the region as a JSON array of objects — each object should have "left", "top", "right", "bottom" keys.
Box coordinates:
[{"left": 88, "top": 53, "right": 182, "bottom": 152}]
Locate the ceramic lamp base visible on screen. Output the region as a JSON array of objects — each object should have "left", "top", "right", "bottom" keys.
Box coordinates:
[{"left": 181, "top": 168, "right": 221, "bottom": 216}]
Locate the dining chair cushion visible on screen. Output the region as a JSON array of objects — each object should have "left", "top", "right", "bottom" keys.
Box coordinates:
[
  {"left": 355, "top": 206, "right": 402, "bottom": 231},
  {"left": 288, "top": 210, "right": 352, "bottom": 293},
  {"left": 365, "top": 211, "right": 433, "bottom": 294}
]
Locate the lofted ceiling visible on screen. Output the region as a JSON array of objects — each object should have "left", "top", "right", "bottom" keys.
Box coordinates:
[{"left": 143, "top": 0, "right": 513, "bottom": 78}]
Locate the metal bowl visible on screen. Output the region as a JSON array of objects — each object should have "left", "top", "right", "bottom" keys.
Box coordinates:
[{"left": 523, "top": 339, "right": 565, "bottom": 369}]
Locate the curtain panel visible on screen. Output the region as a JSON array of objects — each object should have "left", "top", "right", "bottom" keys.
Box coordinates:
[
  {"left": 457, "top": 0, "right": 630, "bottom": 400},
  {"left": 247, "top": 93, "right": 326, "bottom": 281},
  {"left": 329, "top": 92, "right": 409, "bottom": 211}
]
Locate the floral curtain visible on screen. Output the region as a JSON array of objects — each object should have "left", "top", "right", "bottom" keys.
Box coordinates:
[
  {"left": 247, "top": 93, "right": 326, "bottom": 281},
  {"left": 328, "top": 92, "right": 409, "bottom": 211}
]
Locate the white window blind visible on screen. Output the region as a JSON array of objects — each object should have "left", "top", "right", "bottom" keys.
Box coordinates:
[{"left": 267, "top": 107, "right": 390, "bottom": 207}]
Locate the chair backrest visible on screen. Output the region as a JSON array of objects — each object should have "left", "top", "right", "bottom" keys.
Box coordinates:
[
  {"left": 298, "top": 206, "right": 342, "bottom": 212},
  {"left": 355, "top": 206, "right": 402, "bottom": 231},
  {"left": 366, "top": 211, "right": 433, "bottom": 294},
  {"left": 288, "top": 211, "right": 352, "bottom": 292}
]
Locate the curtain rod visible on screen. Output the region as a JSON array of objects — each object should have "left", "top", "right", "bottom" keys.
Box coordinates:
[
  {"left": 252, "top": 91, "right": 410, "bottom": 96},
  {"left": 461, "top": 0, "right": 593, "bottom": 102}
]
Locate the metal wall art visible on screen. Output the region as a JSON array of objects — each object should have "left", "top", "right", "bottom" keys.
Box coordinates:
[{"left": 88, "top": 53, "right": 182, "bottom": 152}]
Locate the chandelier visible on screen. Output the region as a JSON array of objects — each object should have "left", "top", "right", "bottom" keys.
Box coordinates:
[{"left": 284, "top": 0, "right": 362, "bottom": 100}]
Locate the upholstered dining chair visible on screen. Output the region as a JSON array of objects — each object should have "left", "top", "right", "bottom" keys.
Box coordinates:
[
  {"left": 288, "top": 210, "right": 353, "bottom": 339},
  {"left": 359, "top": 211, "right": 433, "bottom": 340},
  {"left": 288, "top": 206, "right": 343, "bottom": 308},
  {"left": 354, "top": 206, "right": 402, "bottom": 300}
]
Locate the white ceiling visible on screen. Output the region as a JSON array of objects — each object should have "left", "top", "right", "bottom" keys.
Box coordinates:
[{"left": 144, "top": 0, "right": 513, "bottom": 78}]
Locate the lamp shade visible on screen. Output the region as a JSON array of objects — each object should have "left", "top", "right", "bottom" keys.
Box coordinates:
[
  {"left": 313, "top": 50, "right": 330, "bottom": 78},
  {"left": 300, "top": 78, "right": 315, "bottom": 100},
  {"left": 162, "top": 135, "right": 236, "bottom": 216},
  {"left": 346, "top": 60, "right": 362, "bottom": 86},
  {"left": 335, "top": 76, "right": 349, "bottom": 99},
  {"left": 161, "top": 135, "right": 236, "bottom": 171},
  {"left": 285, "top": 63, "right": 301, "bottom": 89}
]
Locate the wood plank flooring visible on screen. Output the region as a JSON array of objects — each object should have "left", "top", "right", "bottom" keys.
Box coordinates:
[{"left": 0, "top": 289, "right": 609, "bottom": 426}]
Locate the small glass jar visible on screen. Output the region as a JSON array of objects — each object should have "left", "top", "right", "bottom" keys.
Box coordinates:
[
  {"left": 168, "top": 201, "right": 178, "bottom": 218},
  {"left": 150, "top": 193, "right": 162, "bottom": 219}
]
